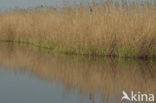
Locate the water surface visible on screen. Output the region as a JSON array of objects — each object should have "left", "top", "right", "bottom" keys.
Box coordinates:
[{"left": 0, "top": 43, "right": 155, "bottom": 103}]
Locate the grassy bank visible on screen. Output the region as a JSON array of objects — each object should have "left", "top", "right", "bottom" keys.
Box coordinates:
[{"left": 0, "top": 2, "right": 156, "bottom": 58}]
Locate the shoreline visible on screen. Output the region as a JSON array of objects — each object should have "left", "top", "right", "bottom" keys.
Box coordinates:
[{"left": 0, "top": 38, "right": 155, "bottom": 60}]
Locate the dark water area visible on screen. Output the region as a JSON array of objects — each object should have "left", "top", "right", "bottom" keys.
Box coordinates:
[{"left": 0, "top": 43, "right": 155, "bottom": 103}]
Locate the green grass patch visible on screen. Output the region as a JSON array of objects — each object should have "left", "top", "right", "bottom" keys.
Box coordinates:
[{"left": 0, "top": 37, "right": 155, "bottom": 59}]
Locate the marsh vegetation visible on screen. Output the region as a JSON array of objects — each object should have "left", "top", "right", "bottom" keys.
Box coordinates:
[{"left": 0, "top": 2, "right": 155, "bottom": 58}]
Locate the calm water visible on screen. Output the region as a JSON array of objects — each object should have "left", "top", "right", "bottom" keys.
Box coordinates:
[
  {"left": 0, "top": 69, "right": 104, "bottom": 103},
  {"left": 0, "top": 43, "right": 155, "bottom": 103}
]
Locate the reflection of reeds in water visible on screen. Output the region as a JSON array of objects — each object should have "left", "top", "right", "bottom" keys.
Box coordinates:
[
  {"left": 0, "top": 43, "right": 155, "bottom": 102},
  {"left": 0, "top": 2, "right": 156, "bottom": 58}
]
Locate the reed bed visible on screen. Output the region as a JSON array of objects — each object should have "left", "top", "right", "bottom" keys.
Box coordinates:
[{"left": 0, "top": 2, "right": 156, "bottom": 58}]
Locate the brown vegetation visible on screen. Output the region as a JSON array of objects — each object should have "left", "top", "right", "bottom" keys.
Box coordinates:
[{"left": 0, "top": 2, "right": 156, "bottom": 58}]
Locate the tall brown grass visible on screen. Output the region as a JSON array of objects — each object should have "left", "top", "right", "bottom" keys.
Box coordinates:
[{"left": 0, "top": 2, "right": 156, "bottom": 58}]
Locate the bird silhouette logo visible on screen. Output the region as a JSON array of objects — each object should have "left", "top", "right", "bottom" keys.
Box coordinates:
[{"left": 121, "top": 91, "right": 131, "bottom": 101}]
